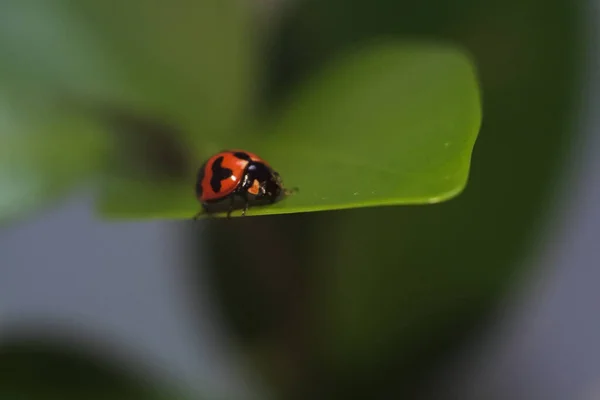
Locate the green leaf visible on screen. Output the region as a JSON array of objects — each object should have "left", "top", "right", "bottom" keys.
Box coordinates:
[
  {"left": 250, "top": 41, "right": 482, "bottom": 214},
  {"left": 101, "top": 41, "right": 481, "bottom": 219}
]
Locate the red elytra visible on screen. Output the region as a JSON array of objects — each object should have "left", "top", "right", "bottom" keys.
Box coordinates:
[
  {"left": 193, "top": 150, "right": 294, "bottom": 219},
  {"left": 198, "top": 149, "right": 267, "bottom": 201}
]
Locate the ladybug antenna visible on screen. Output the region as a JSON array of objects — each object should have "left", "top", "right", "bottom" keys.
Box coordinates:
[{"left": 285, "top": 187, "right": 299, "bottom": 196}]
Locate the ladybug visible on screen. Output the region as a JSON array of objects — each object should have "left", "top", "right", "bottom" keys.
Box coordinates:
[{"left": 193, "top": 149, "right": 294, "bottom": 219}]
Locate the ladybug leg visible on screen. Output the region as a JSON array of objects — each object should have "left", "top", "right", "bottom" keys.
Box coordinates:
[
  {"left": 241, "top": 193, "right": 250, "bottom": 217},
  {"left": 192, "top": 204, "right": 209, "bottom": 221},
  {"left": 226, "top": 196, "right": 235, "bottom": 219}
]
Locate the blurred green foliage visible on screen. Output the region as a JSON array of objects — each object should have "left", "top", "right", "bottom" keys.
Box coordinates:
[{"left": 0, "top": 0, "right": 255, "bottom": 221}]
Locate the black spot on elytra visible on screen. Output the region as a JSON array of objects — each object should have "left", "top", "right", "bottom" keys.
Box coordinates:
[
  {"left": 210, "top": 156, "right": 233, "bottom": 193},
  {"left": 233, "top": 152, "right": 252, "bottom": 161}
]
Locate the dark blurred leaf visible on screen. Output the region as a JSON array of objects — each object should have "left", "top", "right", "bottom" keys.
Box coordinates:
[{"left": 0, "top": 338, "right": 187, "bottom": 400}]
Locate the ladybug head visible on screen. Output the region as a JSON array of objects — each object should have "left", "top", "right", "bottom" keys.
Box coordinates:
[{"left": 263, "top": 169, "right": 284, "bottom": 200}]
